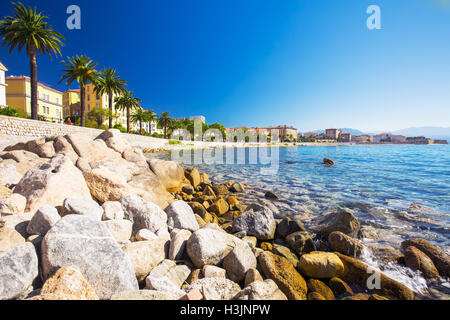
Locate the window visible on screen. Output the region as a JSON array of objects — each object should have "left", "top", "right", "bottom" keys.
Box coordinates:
[
  {"left": 56, "top": 97, "right": 59, "bottom": 104},
  {"left": 96, "top": 94, "right": 100, "bottom": 100},
  {"left": 88, "top": 95, "right": 90, "bottom": 101},
  {"left": 88, "top": 104, "right": 90, "bottom": 111}
]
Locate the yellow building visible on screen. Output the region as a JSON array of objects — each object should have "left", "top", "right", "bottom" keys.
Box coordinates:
[
  {"left": 6, "top": 76, "right": 63, "bottom": 122},
  {"left": 62, "top": 89, "right": 80, "bottom": 118}
]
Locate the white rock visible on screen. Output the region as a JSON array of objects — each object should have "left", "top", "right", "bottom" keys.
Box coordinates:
[
  {"left": 232, "top": 203, "right": 276, "bottom": 240},
  {"left": 101, "top": 201, "right": 124, "bottom": 220},
  {"left": 203, "top": 265, "right": 227, "bottom": 278},
  {"left": 0, "top": 163, "right": 19, "bottom": 186},
  {"left": 145, "top": 273, "right": 186, "bottom": 299},
  {"left": 223, "top": 243, "right": 257, "bottom": 282},
  {"left": 165, "top": 200, "right": 199, "bottom": 232},
  {"left": 234, "top": 280, "right": 288, "bottom": 300},
  {"left": 135, "top": 229, "right": 158, "bottom": 241},
  {"left": 103, "top": 219, "right": 132, "bottom": 242},
  {"left": 185, "top": 277, "right": 241, "bottom": 300},
  {"left": 0, "top": 193, "right": 26, "bottom": 215},
  {"left": 61, "top": 198, "right": 103, "bottom": 220},
  {"left": 168, "top": 229, "right": 192, "bottom": 260},
  {"left": 26, "top": 206, "right": 61, "bottom": 236},
  {"left": 149, "top": 260, "right": 191, "bottom": 288}
]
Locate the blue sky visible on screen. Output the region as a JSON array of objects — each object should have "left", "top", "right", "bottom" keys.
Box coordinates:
[{"left": 1, "top": 0, "right": 449, "bottom": 132}]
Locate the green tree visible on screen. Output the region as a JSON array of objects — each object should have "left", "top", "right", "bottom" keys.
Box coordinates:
[
  {"left": 0, "top": 2, "right": 65, "bottom": 120},
  {"left": 130, "top": 108, "right": 150, "bottom": 135},
  {"left": 158, "top": 112, "right": 172, "bottom": 139},
  {"left": 88, "top": 106, "right": 111, "bottom": 129},
  {"left": 59, "top": 55, "right": 98, "bottom": 127},
  {"left": 114, "top": 90, "right": 141, "bottom": 133},
  {"left": 146, "top": 110, "right": 158, "bottom": 135},
  {"left": 94, "top": 67, "right": 127, "bottom": 128}
]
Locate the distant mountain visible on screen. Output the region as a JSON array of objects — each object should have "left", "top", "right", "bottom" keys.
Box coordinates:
[{"left": 391, "top": 127, "right": 450, "bottom": 140}]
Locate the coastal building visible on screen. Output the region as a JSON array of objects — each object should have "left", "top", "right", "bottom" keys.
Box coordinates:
[
  {"left": 339, "top": 132, "right": 352, "bottom": 142},
  {"left": 325, "top": 128, "right": 341, "bottom": 140},
  {"left": 62, "top": 89, "right": 80, "bottom": 118},
  {"left": 373, "top": 133, "right": 392, "bottom": 143},
  {"left": 391, "top": 134, "right": 407, "bottom": 143},
  {"left": 352, "top": 135, "right": 373, "bottom": 143},
  {"left": 6, "top": 76, "right": 63, "bottom": 122},
  {"left": 433, "top": 139, "right": 448, "bottom": 145},
  {"left": 406, "top": 136, "right": 433, "bottom": 145},
  {"left": 303, "top": 132, "right": 318, "bottom": 138},
  {"left": 0, "top": 62, "right": 7, "bottom": 108}
]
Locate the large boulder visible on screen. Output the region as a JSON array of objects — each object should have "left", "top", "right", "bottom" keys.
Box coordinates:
[
  {"left": 148, "top": 260, "right": 191, "bottom": 288},
  {"left": 84, "top": 167, "right": 132, "bottom": 203},
  {"left": 26, "top": 206, "right": 61, "bottom": 236},
  {"left": 165, "top": 200, "right": 199, "bottom": 232},
  {"left": 0, "top": 243, "right": 38, "bottom": 300},
  {"left": 223, "top": 243, "right": 257, "bottom": 282},
  {"left": 328, "top": 231, "right": 364, "bottom": 257},
  {"left": 0, "top": 162, "right": 20, "bottom": 186},
  {"left": 41, "top": 215, "right": 138, "bottom": 299},
  {"left": 335, "top": 252, "right": 414, "bottom": 300},
  {"left": 0, "top": 227, "right": 25, "bottom": 253},
  {"left": 403, "top": 246, "right": 440, "bottom": 279},
  {"left": 234, "top": 280, "right": 287, "bottom": 300},
  {"left": 184, "top": 168, "right": 200, "bottom": 188},
  {"left": 101, "top": 201, "right": 124, "bottom": 220},
  {"left": 15, "top": 155, "right": 92, "bottom": 213},
  {"left": 276, "top": 217, "right": 306, "bottom": 239},
  {"left": 103, "top": 219, "right": 133, "bottom": 243},
  {"left": 232, "top": 203, "right": 276, "bottom": 240},
  {"left": 145, "top": 273, "right": 186, "bottom": 299},
  {"left": 122, "top": 239, "right": 167, "bottom": 283},
  {"left": 148, "top": 159, "right": 185, "bottom": 192},
  {"left": 310, "top": 208, "right": 360, "bottom": 238},
  {"left": 401, "top": 239, "right": 450, "bottom": 277},
  {"left": 53, "top": 136, "right": 79, "bottom": 164},
  {"left": 61, "top": 198, "right": 104, "bottom": 220},
  {"left": 64, "top": 133, "right": 121, "bottom": 162},
  {"left": 0, "top": 150, "right": 46, "bottom": 177},
  {"left": 168, "top": 229, "right": 192, "bottom": 260},
  {"left": 34, "top": 266, "right": 98, "bottom": 300},
  {"left": 186, "top": 225, "right": 243, "bottom": 268},
  {"left": 285, "top": 231, "right": 316, "bottom": 256},
  {"left": 185, "top": 277, "right": 241, "bottom": 300},
  {"left": 258, "top": 251, "right": 308, "bottom": 300},
  {"left": 0, "top": 193, "right": 26, "bottom": 215},
  {"left": 25, "top": 138, "right": 55, "bottom": 158},
  {"left": 120, "top": 194, "right": 168, "bottom": 234},
  {"left": 298, "top": 252, "right": 344, "bottom": 279}
]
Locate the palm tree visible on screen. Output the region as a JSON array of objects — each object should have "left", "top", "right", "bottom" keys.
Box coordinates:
[
  {"left": 0, "top": 2, "right": 64, "bottom": 120},
  {"left": 114, "top": 90, "right": 141, "bottom": 133},
  {"left": 147, "top": 110, "right": 157, "bottom": 135},
  {"left": 59, "top": 55, "right": 98, "bottom": 127},
  {"left": 158, "top": 112, "right": 173, "bottom": 139},
  {"left": 88, "top": 106, "right": 111, "bottom": 129},
  {"left": 94, "top": 68, "right": 127, "bottom": 128},
  {"left": 130, "top": 108, "right": 149, "bottom": 135}
]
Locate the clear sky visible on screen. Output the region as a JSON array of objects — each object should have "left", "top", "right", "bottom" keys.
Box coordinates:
[{"left": 1, "top": 0, "right": 449, "bottom": 132}]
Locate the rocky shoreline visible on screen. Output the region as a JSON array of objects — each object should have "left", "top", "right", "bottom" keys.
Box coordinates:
[{"left": 0, "top": 129, "right": 449, "bottom": 300}]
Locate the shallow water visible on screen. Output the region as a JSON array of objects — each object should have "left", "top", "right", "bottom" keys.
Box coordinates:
[{"left": 149, "top": 144, "right": 450, "bottom": 297}]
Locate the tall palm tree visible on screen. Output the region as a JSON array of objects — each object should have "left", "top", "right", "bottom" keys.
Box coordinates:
[
  {"left": 59, "top": 55, "right": 98, "bottom": 127},
  {"left": 94, "top": 67, "right": 127, "bottom": 128},
  {"left": 114, "top": 90, "right": 141, "bottom": 133},
  {"left": 158, "top": 112, "right": 172, "bottom": 139},
  {"left": 0, "top": 2, "right": 64, "bottom": 120},
  {"left": 130, "top": 108, "right": 149, "bottom": 135},
  {"left": 146, "top": 110, "right": 157, "bottom": 135}
]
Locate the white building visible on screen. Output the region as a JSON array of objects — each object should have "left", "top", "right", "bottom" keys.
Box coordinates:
[
  {"left": 0, "top": 62, "right": 7, "bottom": 108},
  {"left": 190, "top": 115, "right": 206, "bottom": 123}
]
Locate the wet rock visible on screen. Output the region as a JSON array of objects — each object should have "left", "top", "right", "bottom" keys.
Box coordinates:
[
  {"left": 209, "top": 198, "right": 229, "bottom": 216},
  {"left": 367, "top": 244, "right": 404, "bottom": 264},
  {"left": 335, "top": 252, "right": 414, "bottom": 300},
  {"left": 264, "top": 191, "right": 280, "bottom": 200},
  {"left": 15, "top": 155, "right": 92, "bottom": 213},
  {"left": 0, "top": 243, "right": 38, "bottom": 300},
  {"left": 200, "top": 173, "right": 210, "bottom": 185},
  {"left": 165, "top": 200, "right": 199, "bottom": 233},
  {"left": 258, "top": 251, "right": 307, "bottom": 300},
  {"left": 186, "top": 277, "right": 241, "bottom": 300},
  {"left": 276, "top": 217, "right": 306, "bottom": 239},
  {"left": 223, "top": 243, "right": 257, "bottom": 282},
  {"left": 61, "top": 198, "right": 103, "bottom": 220},
  {"left": 404, "top": 246, "right": 440, "bottom": 279},
  {"left": 0, "top": 227, "right": 25, "bottom": 253},
  {"left": 232, "top": 203, "right": 276, "bottom": 240},
  {"left": 41, "top": 215, "right": 138, "bottom": 299},
  {"left": 101, "top": 201, "right": 124, "bottom": 221},
  {"left": 111, "top": 290, "right": 177, "bottom": 300},
  {"left": 328, "top": 277, "right": 354, "bottom": 297},
  {"left": 35, "top": 266, "right": 98, "bottom": 300},
  {"left": 307, "top": 279, "right": 335, "bottom": 300},
  {"left": 341, "top": 293, "right": 371, "bottom": 300},
  {"left": 26, "top": 206, "right": 61, "bottom": 236},
  {"left": 310, "top": 208, "right": 360, "bottom": 238},
  {"left": 212, "top": 183, "right": 229, "bottom": 196},
  {"left": 308, "top": 292, "right": 326, "bottom": 300},
  {"left": 121, "top": 194, "right": 168, "bottom": 234},
  {"left": 401, "top": 239, "right": 450, "bottom": 277},
  {"left": 122, "top": 239, "right": 167, "bottom": 283},
  {"left": 323, "top": 158, "right": 335, "bottom": 166},
  {"left": 182, "top": 184, "right": 195, "bottom": 195},
  {"left": 0, "top": 193, "right": 26, "bottom": 215},
  {"left": 272, "top": 244, "right": 299, "bottom": 267},
  {"left": 234, "top": 279, "right": 287, "bottom": 300},
  {"left": 230, "top": 183, "right": 244, "bottom": 193},
  {"left": 184, "top": 168, "right": 200, "bottom": 188},
  {"left": 186, "top": 225, "right": 243, "bottom": 268},
  {"left": 298, "top": 252, "right": 344, "bottom": 279},
  {"left": 285, "top": 231, "right": 316, "bottom": 256},
  {"left": 328, "top": 231, "right": 364, "bottom": 257}
]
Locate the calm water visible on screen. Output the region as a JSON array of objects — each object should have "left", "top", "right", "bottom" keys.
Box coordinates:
[{"left": 150, "top": 144, "right": 450, "bottom": 296}]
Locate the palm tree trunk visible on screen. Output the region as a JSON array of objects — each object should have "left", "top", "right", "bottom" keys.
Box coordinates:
[
  {"left": 126, "top": 107, "right": 130, "bottom": 133},
  {"left": 29, "top": 44, "right": 38, "bottom": 120},
  {"left": 80, "top": 84, "right": 86, "bottom": 127},
  {"left": 108, "top": 91, "right": 113, "bottom": 129},
  {"left": 139, "top": 121, "right": 142, "bottom": 135}
]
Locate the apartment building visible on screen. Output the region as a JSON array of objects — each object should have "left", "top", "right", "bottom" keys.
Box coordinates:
[
  {"left": 339, "top": 132, "right": 352, "bottom": 142},
  {"left": 325, "top": 128, "right": 341, "bottom": 140},
  {"left": 6, "top": 76, "right": 63, "bottom": 122},
  {"left": 63, "top": 89, "right": 80, "bottom": 118},
  {"left": 0, "top": 62, "right": 7, "bottom": 108}
]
